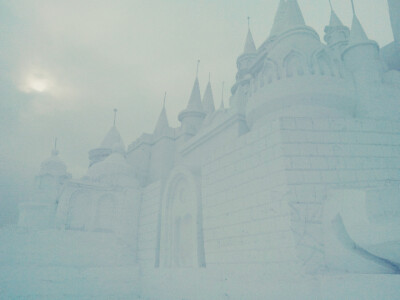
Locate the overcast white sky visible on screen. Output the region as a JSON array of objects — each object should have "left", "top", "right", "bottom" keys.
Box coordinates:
[{"left": 0, "top": 0, "right": 394, "bottom": 225}]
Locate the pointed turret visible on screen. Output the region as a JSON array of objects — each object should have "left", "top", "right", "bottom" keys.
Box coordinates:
[
  {"left": 178, "top": 61, "right": 206, "bottom": 135},
  {"left": 154, "top": 94, "right": 170, "bottom": 136},
  {"left": 234, "top": 18, "right": 257, "bottom": 93},
  {"left": 185, "top": 77, "right": 203, "bottom": 113},
  {"left": 270, "top": 0, "right": 306, "bottom": 37},
  {"left": 324, "top": 1, "right": 350, "bottom": 48},
  {"left": 101, "top": 108, "right": 125, "bottom": 151},
  {"left": 19, "top": 140, "right": 71, "bottom": 229},
  {"left": 39, "top": 139, "right": 68, "bottom": 178},
  {"left": 202, "top": 78, "right": 215, "bottom": 115},
  {"left": 243, "top": 28, "right": 256, "bottom": 54},
  {"left": 349, "top": 14, "right": 368, "bottom": 44},
  {"left": 329, "top": 10, "right": 343, "bottom": 27},
  {"left": 100, "top": 125, "right": 125, "bottom": 151},
  {"left": 89, "top": 110, "right": 126, "bottom": 167},
  {"left": 388, "top": 0, "right": 400, "bottom": 43},
  {"left": 342, "top": 0, "right": 383, "bottom": 118}
]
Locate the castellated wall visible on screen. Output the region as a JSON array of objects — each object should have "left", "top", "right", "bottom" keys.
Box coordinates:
[
  {"left": 135, "top": 116, "right": 400, "bottom": 298},
  {"left": 136, "top": 117, "right": 400, "bottom": 271}
]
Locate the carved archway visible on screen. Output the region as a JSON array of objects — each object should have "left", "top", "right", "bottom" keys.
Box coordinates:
[
  {"left": 283, "top": 50, "right": 305, "bottom": 77},
  {"left": 158, "top": 166, "right": 206, "bottom": 268}
]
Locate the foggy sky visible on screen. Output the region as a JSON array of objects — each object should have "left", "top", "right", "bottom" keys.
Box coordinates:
[{"left": 0, "top": 0, "right": 394, "bottom": 226}]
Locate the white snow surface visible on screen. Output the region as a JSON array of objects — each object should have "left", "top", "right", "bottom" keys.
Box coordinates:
[
  {"left": 1, "top": 226, "right": 400, "bottom": 299},
  {"left": 4, "top": 0, "right": 400, "bottom": 299},
  {"left": 0, "top": 227, "right": 141, "bottom": 299}
]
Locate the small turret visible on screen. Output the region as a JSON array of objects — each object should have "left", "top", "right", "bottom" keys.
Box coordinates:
[
  {"left": 37, "top": 139, "right": 70, "bottom": 196},
  {"left": 89, "top": 109, "right": 125, "bottom": 167},
  {"left": 324, "top": 1, "right": 350, "bottom": 50},
  {"left": 154, "top": 92, "right": 170, "bottom": 136},
  {"left": 236, "top": 18, "right": 257, "bottom": 82},
  {"left": 342, "top": 0, "right": 384, "bottom": 118},
  {"left": 202, "top": 75, "right": 215, "bottom": 115},
  {"left": 19, "top": 139, "right": 71, "bottom": 229},
  {"left": 388, "top": 0, "right": 400, "bottom": 43},
  {"left": 178, "top": 61, "right": 206, "bottom": 135}
]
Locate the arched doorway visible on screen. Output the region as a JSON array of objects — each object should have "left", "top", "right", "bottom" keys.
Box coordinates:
[{"left": 159, "top": 166, "right": 205, "bottom": 268}]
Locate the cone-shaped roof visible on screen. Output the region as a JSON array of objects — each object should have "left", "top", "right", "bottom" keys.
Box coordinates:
[
  {"left": 349, "top": 14, "right": 369, "bottom": 44},
  {"left": 39, "top": 147, "right": 67, "bottom": 177},
  {"left": 87, "top": 150, "right": 133, "bottom": 184},
  {"left": 243, "top": 29, "right": 257, "bottom": 54},
  {"left": 202, "top": 81, "right": 215, "bottom": 114},
  {"left": 270, "top": 0, "right": 306, "bottom": 36},
  {"left": 154, "top": 104, "right": 169, "bottom": 135},
  {"left": 100, "top": 125, "right": 125, "bottom": 151},
  {"left": 329, "top": 10, "right": 344, "bottom": 27},
  {"left": 185, "top": 77, "right": 204, "bottom": 112}
]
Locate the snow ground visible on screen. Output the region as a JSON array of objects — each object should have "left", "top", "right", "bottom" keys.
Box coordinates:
[
  {"left": 0, "top": 226, "right": 399, "bottom": 299},
  {"left": 0, "top": 227, "right": 141, "bottom": 299}
]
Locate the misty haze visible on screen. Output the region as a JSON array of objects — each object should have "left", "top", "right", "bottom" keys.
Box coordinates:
[{"left": 1, "top": 0, "right": 400, "bottom": 299}]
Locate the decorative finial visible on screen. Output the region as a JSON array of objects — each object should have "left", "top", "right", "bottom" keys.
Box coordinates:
[
  {"left": 196, "top": 59, "right": 200, "bottom": 78},
  {"left": 52, "top": 137, "right": 59, "bottom": 156},
  {"left": 247, "top": 16, "right": 250, "bottom": 30},
  {"left": 163, "top": 92, "right": 167, "bottom": 107},
  {"left": 351, "top": 0, "right": 355, "bottom": 16},
  {"left": 113, "top": 108, "right": 118, "bottom": 126},
  {"left": 328, "top": 0, "right": 333, "bottom": 10}
]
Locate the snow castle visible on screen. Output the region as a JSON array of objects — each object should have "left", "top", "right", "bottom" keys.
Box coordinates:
[{"left": 15, "top": 0, "right": 400, "bottom": 298}]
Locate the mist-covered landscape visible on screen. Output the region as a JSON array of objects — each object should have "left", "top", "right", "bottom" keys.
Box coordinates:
[{"left": 1, "top": 0, "right": 400, "bottom": 299}]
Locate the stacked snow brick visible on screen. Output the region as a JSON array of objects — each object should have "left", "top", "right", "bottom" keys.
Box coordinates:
[{"left": 201, "top": 117, "right": 400, "bottom": 272}]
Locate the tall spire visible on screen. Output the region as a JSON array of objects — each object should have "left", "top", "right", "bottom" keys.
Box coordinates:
[
  {"left": 163, "top": 91, "right": 166, "bottom": 107},
  {"left": 154, "top": 92, "right": 170, "bottom": 135},
  {"left": 387, "top": 0, "right": 400, "bottom": 43},
  {"left": 202, "top": 75, "right": 215, "bottom": 114},
  {"left": 328, "top": 0, "right": 344, "bottom": 27},
  {"left": 52, "top": 137, "right": 59, "bottom": 156},
  {"left": 113, "top": 108, "right": 117, "bottom": 126},
  {"left": 178, "top": 61, "right": 206, "bottom": 129},
  {"left": 324, "top": 0, "right": 349, "bottom": 46},
  {"left": 329, "top": 10, "right": 343, "bottom": 27},
  {"left": 100, "top": 109, "right": 125, "bottom": 150},
  {"left": 270, "top": 0, "right": 306, "bottom": 36},
  {"left": 184, "top": 61, "right": 203, "bottom": 112},
  {"left": 186, "top": 77, "right": 203, "bottom": 112},
  {"left": 243, "top": 17, "right": 256, "bottom": 54},
  {"left": 219, "top": 82, "right": 225, "bottom": 110},
  {"left": 349, "top": 0, "right": 369, "bottom": 44}
]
